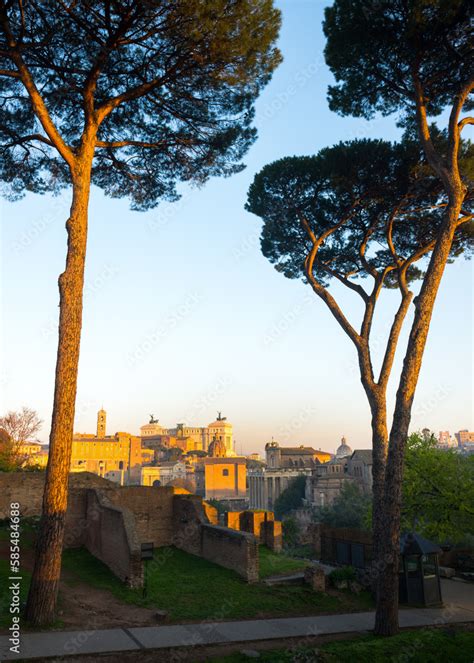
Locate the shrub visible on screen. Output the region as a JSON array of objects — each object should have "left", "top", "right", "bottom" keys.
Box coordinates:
[{"left": 329, "top": 565, "right": 356, "bottom": 586}]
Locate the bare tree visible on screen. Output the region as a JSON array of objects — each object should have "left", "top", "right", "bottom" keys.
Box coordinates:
[{"left": 0, "top": 406, "right": 43, "bottom": 468}]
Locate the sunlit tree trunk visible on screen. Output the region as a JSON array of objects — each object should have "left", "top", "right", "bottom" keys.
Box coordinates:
[
  {"left": 367, "top": 392, "right": 388, "bottom": 562},
  {"left": 25, "top": 147, "right": 94, "bottom": 626},
  {"left": 374, "top": 195, "right": 463, "bottom": 636}
]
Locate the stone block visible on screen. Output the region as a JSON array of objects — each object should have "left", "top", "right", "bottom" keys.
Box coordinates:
[{"left": 304, "top": 564, "right": 326, "bottom": 592}]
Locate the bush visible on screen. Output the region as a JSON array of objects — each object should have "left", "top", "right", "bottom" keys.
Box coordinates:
[
  {"left": 316, "top": 482, "right": 371, "bottom": 530},
  {"left": 282, "top": 517, "right": 300, "bottom": 547},
  {"left": 329, "top": 565, "right": 356, "bottom": 587},
  {"left": 274, "top": 476, "right": 306, "bottom": 519}
]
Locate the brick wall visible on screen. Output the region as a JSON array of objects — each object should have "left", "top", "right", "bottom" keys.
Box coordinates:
[
  {"left": 261, "top": 520, "right": 283, "bottom": 553},
  {"left": 239, "top": 510, "right": 274, "bottom": 542},
  {"left": 84, "top": 489, "right": 143, "bottom": 588},
  {"left": 224, "top": 511, "right": 242, "bottom": 530},
  {"left": 0, "top": 472, "right": 258, "bottom": 585},
  {"left": 0, "top": 471, "right": 114, "bottom": 520},
  {"left": 201, "top": 525, "right": 259, "bottom": 582},
  {"left": 108, "top": 486, "right": 176, "bottom": 547},
  {"left": 173, "top": 495, "right": 259, "bottom": 582},
  {"left": 172, "top": 493, "right": 208, "bottom": 556}
]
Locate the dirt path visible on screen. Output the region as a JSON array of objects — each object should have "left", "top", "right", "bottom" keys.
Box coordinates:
[
  {"left": 0, "top": 541, "right": 158, "bottom": 632},
  {"left": 56, "top": 581, "right": 158, "bottom": 630}
]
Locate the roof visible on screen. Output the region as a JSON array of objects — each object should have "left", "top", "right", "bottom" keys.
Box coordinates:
[
  {"left": 400, "top": 533, "right": 442, "bottom": 555},
  {"left": 350, "top": 449, "right": 373, "bottom": 463},
  {"left": 198, "top": 457, "right": 246, "bottom": 466},
  {"left": 280, "top": 447, "right": 330, "bottom": 455}
]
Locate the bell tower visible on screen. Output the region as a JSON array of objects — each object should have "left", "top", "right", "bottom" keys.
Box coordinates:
[{"left": 96, "top": 408, "right": 106, "bottom": 438}]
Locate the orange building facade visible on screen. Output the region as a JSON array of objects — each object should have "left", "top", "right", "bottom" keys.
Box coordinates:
[{"left": 195, "top": 457, "right": 247, "bottom": 501}]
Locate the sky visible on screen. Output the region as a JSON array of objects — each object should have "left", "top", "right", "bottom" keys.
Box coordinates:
[{"left": 1, "top": 0, "right": 472, "bottom": 456}]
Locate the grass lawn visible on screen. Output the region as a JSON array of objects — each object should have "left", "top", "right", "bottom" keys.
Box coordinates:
[
  {"left": 258, "top": 546, "right": 308, "bottom": 579},
  {"left": 61, "top": 546, "right": 373, "bottom": 623},
  {"left": 0, "top": 558, "right": 31, "bottom": 628},
  {"left": 211, "top": 627, "right": 474, "bottom": 662}
]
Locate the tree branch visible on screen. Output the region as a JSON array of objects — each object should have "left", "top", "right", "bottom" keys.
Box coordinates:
[
  {"left": 0, "top": 5, "right": 75, "bottom": 167},
  {"left": 317, "top": 260, "right": 369, "bottom": 301},
  {"left": 448, "top": 76, "right": 474, "bottom": 173},
  {"left": 299, "top": 211, "right": 362, "bottom": 350},
  {"left": 458, "top": 116, "right": 474, "bottom": 131},
  {"left": 0, "top": 67, "right": 19, "bottom": 77},
  {"left": 95, "top": 139, "right": 174, "bottom": 149}
]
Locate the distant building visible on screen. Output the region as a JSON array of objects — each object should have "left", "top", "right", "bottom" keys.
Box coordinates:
[
  {"left": 194, "top": 433, "right": 246, "bottom": 501},
  {"left": 305, "top": 442, "right": 373, "bottom": 508},
  {"left": 248, "top": 466, "right": 313, "bottom": 511},
  {"left": 208, "top": 412, "right": 235, "bottom": 456},
  {"left": 140, "top": 461, "right": 187, "bottom": 487},
  {"left": 247, "top": 439, "right": 332, "bottom": 510},
  {"left": 17, "top": 442, "right": 49, "bottom": 468},
  {"left": 455, "top": 430, "right": 474, "bottom": 447},
  {"left": 71, "top": 409, "right": 143, "bottom": 479},
  {"left": 247, "top": 453, "right": 262, "bottom": 461},
  {"left": 265, "top": 440, "right": 332, "bottom": 468},
  {"left": 140, "top": 412, "right": 234, "bottom": 455},
  {"left": 437, "top": 431, "right": 456, "bottom": 448}
]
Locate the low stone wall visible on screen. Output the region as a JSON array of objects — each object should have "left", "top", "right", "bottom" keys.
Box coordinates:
[
  {"left": 261, "top": 520, "right": 283, "bottom": 553},
  {"left": 225, "top": 511, "right": 241, "bottom": 530},
  {"left": 173, "top": 495, "right": 259, "bottom": 581},
  {"left": 201, "top": 524, "right": 259, "bottom": 582},
  {"left": 0, "top": 472, "right": 258, "bottom": 585},
  {"left": 0, "top": 471, "right": 115, "bottom": 520},
  {"left": 225, "top": 509, "right": 281, "bottom": 551},
  {"left": 173, "top": 493, "right": 208, "bottom": 556},
  {"left": 240, "top": 510, "right": 274, "bottom": 541},
  {"left": 84, "top": 490, "right": 143, "bottom": 588}
]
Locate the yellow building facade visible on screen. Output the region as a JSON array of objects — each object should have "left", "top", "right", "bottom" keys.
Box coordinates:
[
  {"left": 71, "top": 410, "right": 144, "bottom": 478},
  {"left": 195, "top": 457, "right": 247, "bottom": 501}
]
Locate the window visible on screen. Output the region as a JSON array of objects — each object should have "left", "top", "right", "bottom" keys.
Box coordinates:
[{"left": 222, "top": 469, "right": 229, "bottom": 477}]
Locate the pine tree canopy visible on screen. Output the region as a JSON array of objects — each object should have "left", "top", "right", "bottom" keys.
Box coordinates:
[
  {"left": 246, "top": 137, "right": 473, "bottom": 288},
  {"left": 323, "top": 0, "right": 473, "bottom": 120},
  {"left": 0, "top": 0, "right": 282, "bottom": 208}
]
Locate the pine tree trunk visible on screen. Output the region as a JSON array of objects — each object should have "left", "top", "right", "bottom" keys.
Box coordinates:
[
  {"left": 374, "top": 195, "right": 463, "bottom": 636},
  {"left": 25, "top": 154, "right": 92, "bottom": 626},
  {"left": 368, "top": 394, "right": 388, "bottom": 561}
]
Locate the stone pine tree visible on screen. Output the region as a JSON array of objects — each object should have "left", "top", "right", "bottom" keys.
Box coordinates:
[
  {"left": 323, "top": 0, "right": 473, "bottom": 634},
  {"left": 0, "top": 0, "right": 281, "bottom": 625},
  {"left": 246, "top": 137, "right": 473, "bottom": 630}
]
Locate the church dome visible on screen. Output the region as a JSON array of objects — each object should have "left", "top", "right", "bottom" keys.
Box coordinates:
[
  {"left": 336, "top": 436, "right": 352, "bottom": 459},
  {"left": 208, "top": 436, "right": 227, "bottom": 458}
]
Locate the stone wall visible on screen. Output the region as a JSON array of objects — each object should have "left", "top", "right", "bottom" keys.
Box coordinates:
[
  {"left": 173, "top": 493, "right": 208, "bottom": 556},
  {"left": 173, "top": 495, "right": 259, "bottom": 582},
  {"left": 84, "top": 489, "right": 143, "bottom": 588},
  {"left": 0, "top": 472, "right": 258, "bottom": 585},
  {"left": 225, "top": 509, "right": 282, "bottom": 549},
  {"left": 240, "top": 510, "right": 274, "bottom": 541},
  {"left": 201, "top": 524, "right": 259, "bottom": 582},
  {"left": 0, "top": 471, "right": 114, "bottom": 520},
  {"left": 224, "top": 511, "right": 241, "bottom": 530},
  {"left": 261, "top": 520, "right": 283, "bottom": 553},
  {"left": 108, "top": 486, "right": 177, "bottom": 547}
]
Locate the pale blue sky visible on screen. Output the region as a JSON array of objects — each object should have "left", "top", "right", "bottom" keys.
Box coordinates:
[{"left": 1, "top": 1, "right": 472, "bottom": 455}]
